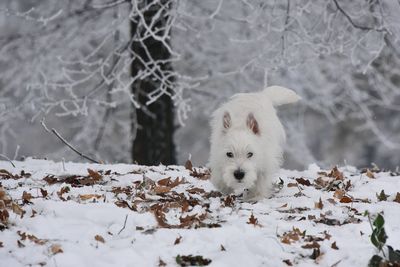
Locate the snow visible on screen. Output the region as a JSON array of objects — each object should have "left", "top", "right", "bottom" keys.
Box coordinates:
[{"left": 1, "top": 159, "right": 400, "bottom": 266}]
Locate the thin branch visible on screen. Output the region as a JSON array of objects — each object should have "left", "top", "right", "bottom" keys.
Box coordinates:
[
  {"left": 41, "top": 118, "right": 101, "bottom": 164},
  {"left": 118, "top": 214, "right": 128, "bottom": 235},
  {"left": 0, "top": 154, "right": 16, "bottom": 168},
  {"left": 332, "top": 0, "right": 388, "bottom": 33}
]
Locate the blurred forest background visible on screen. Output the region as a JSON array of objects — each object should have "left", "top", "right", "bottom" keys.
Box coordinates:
[{"left": 1, "top": 0, "right": 400, "bottom": 170}]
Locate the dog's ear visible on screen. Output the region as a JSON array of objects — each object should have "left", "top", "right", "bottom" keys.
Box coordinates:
[
  {"left": 246, "top": 113, "right": 260, "bottom": 135},
  {"left": 223, "top": 111, "right": 231, "bottom": 130},
  {"left": 263, "top": 85, "right": 301, "bottom": 106}
]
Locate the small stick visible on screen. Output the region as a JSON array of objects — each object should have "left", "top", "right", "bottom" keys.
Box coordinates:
[
  {"left": 0, "top": 153, "right": 16, "bottom": 167},
  {"left": 118, "top": 215, "right": 128, "bottom": 235},
  {"left": 41, "top": 118, "right": 100, "bottom": 164}
]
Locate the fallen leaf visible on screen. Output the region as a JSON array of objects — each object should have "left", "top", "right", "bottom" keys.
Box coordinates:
[
  {"left": 40, "top": 188, "right": 48, "bottom": 198},
  {"left": 94, "top": 235, "right": 105, "bottom": 243},
  {"left": 79, "top": 194, "right": 102, "bottom": 201},
  {"left": 158, "top": 258, "right": 167, "bottom": 267},
  {"left": 333, "top": 189, "right": 346, "bottom": 199},
  {"left": 87, "top": 169, "right": 102, "bottom": 181},
  {"left": 279, "top": 203, "right": 288, "bottom": 208},
  {"left": 12, "top": 202, "right": 25, "bottom": 218},
  {"left": 247, "top": 213, "right": 261, "bottom": 226},
  {"left": 296, "top": 177, "right": 311, "bottom": 186},
  {"left": 43, "top": 175, "right": 58, "bottom": 185},
  {"left": 157, "top": 177, "right": 172, "bottom": 186},
  {"left": 331, "top": 241, "right": 339, "bottom": 250},
  {"left": 220, "top": 244, "right": 226, "bottom": 251},
  {"left": 287, "top": 183, "right": 298, "bottom": 187},
  {"left": 340, "top": 196, "right": 353, "bottom": 203},
  {"left": 174, "top": 235, "right": 182, "bottom": 245},
  {"left": 187, "top": 187, "right": 205, "bottom": 194},
  {"left": 315, "top": 198, "right": 323, "bottom": 209},
  {"left": 185, "top": 160, "right": 193, "bottom": 171},
  {"left": 283, "top": 259, "right": 293, "bottom": 266},
  {"left": 302, "top": 241, "right": 320, "bottom": 249},
  {"left": 394, "top": 192, "right": 400, "bottom": 203},
  {"left": 308, "top": 215, "right": 316, "bottom": 220},
  {"left": 154, "top": 186, "right": 171, "bottom": 194},
  {"left": 50, "top": 244, "right": 63, "bottom": 254},
  {"left": 310, "top": 248, "right": 321, "bottom": 260},
  {"left": 22, "top": 191, "right": 33, "bottom": 204},
  {"left": 329, "top": 166, "right": 344, "bottom": 180}
]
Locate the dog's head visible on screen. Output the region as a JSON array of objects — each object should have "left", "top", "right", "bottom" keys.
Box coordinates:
[{"left": 219, "top": 111, "right": 263, "bottom": 192}]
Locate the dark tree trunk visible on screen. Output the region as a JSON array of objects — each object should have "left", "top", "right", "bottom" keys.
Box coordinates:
[{"left": 130, "top": 0, "right": 176, "bottom": 165}]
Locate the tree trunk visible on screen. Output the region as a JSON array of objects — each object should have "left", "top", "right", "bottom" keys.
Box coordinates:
[{"left": 130, "top": 0, "right": 176, "bottom": 165}]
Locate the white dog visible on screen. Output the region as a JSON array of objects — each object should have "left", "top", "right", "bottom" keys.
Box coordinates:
[{"left": 209, "top": 86, "right": 300, "bottom": 201}]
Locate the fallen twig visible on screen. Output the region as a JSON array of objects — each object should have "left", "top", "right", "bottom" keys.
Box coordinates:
[
  {"left": 41, "top": 118, "right": 100, "bottom": 164},
  {"left": 0, "top": 153, "right": 16, "bottom": 167},
  {"left": 118, "top": 215, "right": 128, "bottom": 235}
]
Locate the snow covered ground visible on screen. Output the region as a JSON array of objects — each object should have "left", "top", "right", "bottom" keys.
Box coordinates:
[{"left": 1, "top": 159, "right": 400, "bottom": 267}]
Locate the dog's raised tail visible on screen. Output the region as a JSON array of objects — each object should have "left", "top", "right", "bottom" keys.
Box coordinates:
[{"left": 263, "top": 85, "right": 301, "bottom": 106}]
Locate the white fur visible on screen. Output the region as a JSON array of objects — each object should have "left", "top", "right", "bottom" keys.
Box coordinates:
[{"left": 208, "top": 86, "right": 300, "bottom": 201}]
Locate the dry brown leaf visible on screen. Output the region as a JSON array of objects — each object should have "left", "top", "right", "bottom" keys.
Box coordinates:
[
  {"left": 315, "top": 198, "right": 323, "bottom": 209},
  {"left": 12, "top": 202, "right": 25, "bottom": 217},
  {"left": 220, "top": 244, "right": 226, "bottom": 251},
  {"left": 50, "top": 244, "right": 63, "bottom": 254},
  {"left": 87, "top": 169, "right": 102, "bottom": 181},
  {"left": 329, "top": 166, "right": 344, "bottom": 180},
  {"left": 247, "top": 213, "right": 260, "bottom": 226},
  {"left": 187, "top": 187, "right": 205, "bottom": 194},
  {"left": 22, "top": 191, "right": 33, "bottom": 204},
  {"left": 339, "top": 196, "right": 353, "bottom": 203},
  {"left": 331, "top": 241, "right": 339, "bottom": 250},
  {"left": 333, "top": 189, "right": 346, "bottom": 199},
  {"left": 95, "top": 235, "right": 105, "bottom": 243},
  {"left": 43, "top": 175, "right": 58, "bottom": 185},
  {"left": 158, "top": 258, "right": 167, "bottom": 267},
  {"left": 157, "top": 177, "right": 172, "bottom": 186},
  {"left": 154, "top": 186, "right": 171, "bottom": 194},
  {"left": 295, "top": 177, "right": 311, "bottom": 186},
  {"left": 302, "top": 241, "right": 320, "bottom": 249},
  {"left": 185, "top": 159, "right": 193, "bottom": 171},
  {"left": 79, "top": 194, "right": 102, "bottom": 201},
  {"left": 280, "top": 203, "right": 288, "bottom": 208},
  {"left": 394, "top": 192, "right": 400, "bottom": 203},
  {"left": 287, "top": 183, "right": 298, "bottom": 188},
  {"left": 174, "top": 235, "right": 182, "bottom": 245}
]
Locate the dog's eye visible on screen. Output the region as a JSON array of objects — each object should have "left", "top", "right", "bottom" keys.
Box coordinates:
[
  {"left": 226, "top": 152, "right": 234, "bottom": 158},
  {"left": 247, "top": 152, "right": 253, "bottom": 158}
]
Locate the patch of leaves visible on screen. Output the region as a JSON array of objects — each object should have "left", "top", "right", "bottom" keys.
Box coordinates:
[
  {"left": 17, "top": 231, "right": 47, "bottom": 245},
  {"left": 0, "top": 169, "right": 32, "bottom": 180},
  {"left": 176, "top": 255, "right": 211, "bottom": 266},
  {"left": 1, "top": 186, "right": 25, "bottom": 228},
  {"left": 43, "top": 169, "right": 103, "bottom": 187}
]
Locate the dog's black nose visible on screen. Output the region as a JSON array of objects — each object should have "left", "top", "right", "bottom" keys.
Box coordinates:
[{"left": 234, "top": 170, "right": 245, "bottom": 180}]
